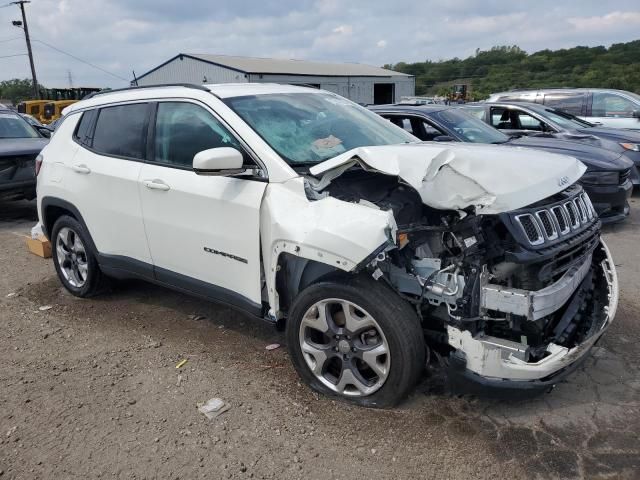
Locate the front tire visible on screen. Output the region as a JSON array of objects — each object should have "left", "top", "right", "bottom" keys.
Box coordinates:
[
  {"left": 51, "top": 215, "right": 106, "bottom": 297},
  {"left": 286, "top": 275, "right": 425, "bottom": 408}
]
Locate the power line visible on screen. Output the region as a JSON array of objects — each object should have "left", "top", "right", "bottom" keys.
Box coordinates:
[
  {"left": 0, "top": 53, "right": 28, "bottom": 59},
  {"left": 0, "top": 37, "right": 22, "bottom": 43},
  {"left": 32, "top": 38, "right": 129, "bottom": 82}
]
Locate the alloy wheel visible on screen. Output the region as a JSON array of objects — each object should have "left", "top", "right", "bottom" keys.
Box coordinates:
[
  {"left": 298, "top": 298, "right": 390, "bottom": 397},
  {"left": 55, "top": 227, "right": 88, "bottom": 288}
]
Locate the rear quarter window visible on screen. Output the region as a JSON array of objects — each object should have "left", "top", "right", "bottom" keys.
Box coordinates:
[
  {"left": 73, "top": 110, "right": 97, "bottom": 147},
  {"left": 92, "top": 103, "right": 149, "bottom": 159}
]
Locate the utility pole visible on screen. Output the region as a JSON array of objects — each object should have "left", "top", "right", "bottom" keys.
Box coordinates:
[{"left": 11, "top": 1, "right": 39, "bottom": 99}]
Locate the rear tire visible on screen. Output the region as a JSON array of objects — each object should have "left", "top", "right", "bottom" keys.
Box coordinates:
[
  {"left": 286, "top": 274, "right": 425, "bottom": 408},
  {"left": 51, "top": 215, "right": 107, "bottom": 297}
]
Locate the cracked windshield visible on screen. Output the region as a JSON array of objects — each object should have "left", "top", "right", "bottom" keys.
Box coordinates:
[{"left": 225, "top": 92, "right": 416, "bottom": 166}]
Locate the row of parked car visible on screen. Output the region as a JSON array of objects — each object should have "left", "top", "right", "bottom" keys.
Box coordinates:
[{"left": 371, "top": 98, "right": 637, "bottom": 224}]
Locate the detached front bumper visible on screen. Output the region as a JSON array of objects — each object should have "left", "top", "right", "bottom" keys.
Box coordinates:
[{"left": 446, "top": 241, "right": 618, "bottom": 388}]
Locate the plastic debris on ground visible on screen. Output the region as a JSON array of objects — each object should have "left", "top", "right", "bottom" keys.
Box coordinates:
[
  {"left": 265, "top": 343, "right": 281, "bottom": 351},
  {"left": 6, "top": 293, "right": 17, "bottom": 298},
  {"left": 175, "top": 359, "right": 188, "bottom": 369},
  {"left": 198, "top": 398, "right": 231, "bottom": 419},
  {"left": 38, "top": 305, "right": 53, "bottom": 311}
]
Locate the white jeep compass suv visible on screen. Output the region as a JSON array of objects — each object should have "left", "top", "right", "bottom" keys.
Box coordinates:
[{"left": 37, "top": 83, "right": 618, "bottom": 407}]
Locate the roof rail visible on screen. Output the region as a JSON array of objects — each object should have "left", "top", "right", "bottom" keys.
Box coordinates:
[{"left": 82, "top": 83, "right": 210, "bottom": 100}]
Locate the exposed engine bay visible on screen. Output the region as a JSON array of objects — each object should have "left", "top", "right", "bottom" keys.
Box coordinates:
[{"left": 305, "top": 167, "right": 617, "bottom": 384}]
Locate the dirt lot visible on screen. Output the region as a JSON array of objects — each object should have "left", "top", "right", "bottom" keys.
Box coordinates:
[{"left": 1, "top": 196, "right": 639, "bottom": 480}]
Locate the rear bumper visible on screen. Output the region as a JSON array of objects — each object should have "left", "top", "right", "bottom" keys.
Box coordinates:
[
  {"left": 582, "top": 179, "right": 632, "bottom": 224},
  {"left": 447, "top": 240, "right": 618, "bottom": 389}
]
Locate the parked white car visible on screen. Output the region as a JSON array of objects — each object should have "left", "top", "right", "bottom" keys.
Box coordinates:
[
  {"left": 36, "top": 84, "right": 618, "bottom": 406},
  {"left": 487, "top": 88, "right": 640, "bottom": 130}
]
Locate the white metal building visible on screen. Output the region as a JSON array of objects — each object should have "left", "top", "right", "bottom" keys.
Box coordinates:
[{"left": 134, "top": 54, "right": 414, "bottom": 105}]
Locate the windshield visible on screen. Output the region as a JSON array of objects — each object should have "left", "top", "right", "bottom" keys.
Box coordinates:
[
  {"left": 625, "top": 91, "right": 640, "bottom": 103},
  {"left": 0, "top": 112, "right": 39, "bottom": 139},
  {"left": 224, "top": 92, "right": 417, "bottom": 165},
  {"left": 434, "top": 108, "right": 509, "bottom": 144},
  {"left": 541, "top": 108, "right": 594, "bottom": 128}
]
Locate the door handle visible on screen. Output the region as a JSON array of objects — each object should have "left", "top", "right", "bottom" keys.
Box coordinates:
[
  {"left": 143, "top": 179, "right": 170, "bottom": 191},
  {"left": 72, "top": 164, "right": 91, "bottom": 174}
]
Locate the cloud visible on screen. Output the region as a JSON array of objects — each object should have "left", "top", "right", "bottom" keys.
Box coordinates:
[
  {"left": 332, "top": 24, "right": 353, "bottom": 35},
  {"left": 0, "top": 0, "right": 638, "bottom": 88},
  {"left": 567, "top": 11, "right": 640, "bottom": 31}
]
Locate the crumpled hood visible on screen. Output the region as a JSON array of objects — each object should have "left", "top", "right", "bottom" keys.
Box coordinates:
[{"left": 309, "top": 143, "right": 586, "bottom": 215}]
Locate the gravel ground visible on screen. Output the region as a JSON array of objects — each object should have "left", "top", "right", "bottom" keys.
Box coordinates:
[{"left": 0, "top": 196, "right": 639, "bottom": 480}]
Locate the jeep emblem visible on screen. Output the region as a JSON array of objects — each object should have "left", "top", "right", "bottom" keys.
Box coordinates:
[{"left": 557, "top": 176, "right": 569, "bottom": 187}]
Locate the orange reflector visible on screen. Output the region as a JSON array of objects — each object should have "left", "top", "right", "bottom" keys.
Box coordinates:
[{"left": 397, "top": 233, "right": 409, "bottom": 248}]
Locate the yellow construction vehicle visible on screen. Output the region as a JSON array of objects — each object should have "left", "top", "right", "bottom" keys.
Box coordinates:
[
  {"left": 17, "top": 100, "right": 49, "bottom": 123},
  {"left": 447, "top": 84, "right": 472, "bottom": 103},
  {"left": 42, "top": 100, "right": 78, "bottom": 124}
]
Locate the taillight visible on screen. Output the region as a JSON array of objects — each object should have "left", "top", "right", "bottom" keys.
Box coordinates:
[{"left": 35, "top": 154, "right": 43, "bottom": 176}]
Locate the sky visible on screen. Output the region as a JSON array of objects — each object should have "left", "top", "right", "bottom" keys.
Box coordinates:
[{"left": 1, "top": 0, "right": 639, "bottom": 88}]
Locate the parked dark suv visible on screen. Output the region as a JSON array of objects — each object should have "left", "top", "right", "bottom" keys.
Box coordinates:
[{"left": 0, "top": 108, "right": 49, "bottom": 201}]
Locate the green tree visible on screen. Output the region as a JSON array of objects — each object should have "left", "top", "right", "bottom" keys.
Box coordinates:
[
  {"left": 388, "top": 40, "right": 640, "bottom": 98},
  {"left": 0, "top": 79, "right": 43, "bottom": 105}
]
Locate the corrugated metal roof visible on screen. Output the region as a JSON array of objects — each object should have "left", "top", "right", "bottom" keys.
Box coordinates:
[{"left": 184, "top": 53, "right": 411, "bottom": 77}]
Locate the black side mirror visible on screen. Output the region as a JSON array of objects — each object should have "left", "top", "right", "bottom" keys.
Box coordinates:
[
  {"left": 433, "top": 135, "right": 454, "bottom": 142},
  {"left": 632, "top": 110, "right": 640, "bottom": 119},
  {"left": 36, "top": 126, "right": 53, "bottom": 138}
]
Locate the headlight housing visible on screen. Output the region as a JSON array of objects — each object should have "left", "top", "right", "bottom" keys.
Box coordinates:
[
  {"left": 580, "top": 171, "right": 620, "bottom": 185},
  {"left": 621, "top": 143, "right": 640, "bottom": 152}
]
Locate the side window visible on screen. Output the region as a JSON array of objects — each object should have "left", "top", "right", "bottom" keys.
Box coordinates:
[
  {"left": 490, "top": 108, "right": 514, "bottom": 129},
  {"left": 153, "top": 102, "right": 247, "bottom": 168},
  {"left": 30, "top": 105, "right": 40, "bottom": 115},
  {"left": 592, "top": 93, "right": 636, "bottom": 118},
  {"left": 515, "top": 112, "right": 544, "bottom": 131},
  {"left": 543, "top": 93, "right": 586, "bottom": 115},
  {"left": 73, "top": 110, "right": 97, "bottom": 147},
  {"left": 385, "top": 116, "right": 414, "bottom": 134},
  {"left": 92, "top": 103, "right": 149, "bottom": 159},
  {"left": 421, "top": 121, "right": 445, "bottom": 141}
]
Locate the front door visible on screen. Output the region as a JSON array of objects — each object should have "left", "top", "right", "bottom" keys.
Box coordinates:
[
  {"left": 588, "top": 92, "right": 640, "bottom": 129},
  {"left": 138, "top": 101, "right": 267, "bottom": 311}
]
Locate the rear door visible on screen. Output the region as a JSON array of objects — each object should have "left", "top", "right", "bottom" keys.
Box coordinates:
[
  {"left": 64, "top": 103, "right": 152, "bottom": 266},
  {"left": 138, "top": 100, "right": 267, "bottom": 311}
]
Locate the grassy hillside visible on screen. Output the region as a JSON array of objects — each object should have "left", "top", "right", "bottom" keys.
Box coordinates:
[{"left": 385, "top": 40, "right": 640, "bottom": 100}]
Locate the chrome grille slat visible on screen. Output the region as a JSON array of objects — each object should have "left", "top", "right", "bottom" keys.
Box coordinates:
[
  {"left": 535, "top": 210, "right": 558, "bottom": 240},
  {"left": 514, "top": 190, "right": 597, "bottom": 246}
]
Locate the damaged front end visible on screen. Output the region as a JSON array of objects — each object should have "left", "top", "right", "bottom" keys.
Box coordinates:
[{"left": 306, "top": 148, "right": 618, "bottom": 389}]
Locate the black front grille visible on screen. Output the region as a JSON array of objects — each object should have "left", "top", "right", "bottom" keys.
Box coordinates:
[
  {"left": 565, "top": 202, "right": 578, "bottom": 227},
  {"left": 519, "top": 215, "right": 540, "bottom": 243},
  {"left": 552, "top": 206, "right": 568, "bottom": 232},
  {"left": 538, "top": 211, "right": 554, "bottom": 237}
]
